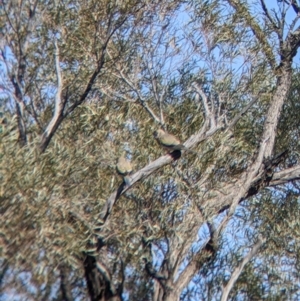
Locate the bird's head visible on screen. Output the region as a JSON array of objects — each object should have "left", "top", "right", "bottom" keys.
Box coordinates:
[{"left": 153, "top": 129, "right": 164, "bottom": 139}]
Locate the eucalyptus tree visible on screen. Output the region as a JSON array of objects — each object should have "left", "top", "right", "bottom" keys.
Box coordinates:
[{"left": 1, "top": 1, "right": 300, "bottom": 301}]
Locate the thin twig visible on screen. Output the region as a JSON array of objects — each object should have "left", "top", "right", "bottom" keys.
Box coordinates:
[
  {"left": 114, "top": 65, "right": 161, "bottom": 123},
  {"left": 260, "top": 0, "right": 279, "bottom": 31},
  {"left": 192, "top": 82, "right": 216, "bottom": 129},
  {"left": 228, "top": 95, "right": 260, "bottom": 130}
]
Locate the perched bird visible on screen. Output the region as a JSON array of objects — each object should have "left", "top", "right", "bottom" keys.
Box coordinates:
[
  {"left": 153, "top": 129, "right": 197, "bottom": 154},
  {"left": 116, "top": 154, "right": 133, "bottom": 185}
]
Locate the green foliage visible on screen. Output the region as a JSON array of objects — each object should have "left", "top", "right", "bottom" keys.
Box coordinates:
[{"left": 1, "top": 0, "right": 300, "bottom": 300}]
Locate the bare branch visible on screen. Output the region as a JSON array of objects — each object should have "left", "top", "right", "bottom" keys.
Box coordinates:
[
  {"left": 192, "top": 82, "right": 217, "bottom": 130},
  {"left": 260, "top": 0, "right": 280, "bottom": 32},
  {"left": 111, "top": 66, "right": 161, "bottom": 123},
  {"left": 283, "top": 26, "right": 300, "bottom": 62},
  {"left": 291, "top": 0, "right": 300, "bottom": 15},
  {"left": 259, "top": 73, "right": 291, "bottom": 159},
  {"left": 221, "top": 237, "right": 266, "bottom": 301},
  {"left": 175, "top": 257, "right": 198, "bottom": 293},
  {"left": 289, "top": 14, "right": 300, "bottom": 35},
  {"left": 14, "top": 91, "right": 27, "bottom": 146},
  {"left": 40, "top": 40, "right": 65, "bottom": 152},
  {"left": 207, "top": 151, "right": 289, "bottom": 216},
  {"left": 175, "top": 226, "right": 218, "bottom": 293},
  {"left": 4, "top": 42, "right": 27, "bottom": 145},
  {"left": 285, "top": 0, "right": 300, "bottom": 42},
  {"left": 215, "top": 53, "right": 295, "bottom": 226},
  {"left": 171, "top": 222, "right": 203, "bottom": 285},
  {"left": 158, "top": 86, "right": 166, "bottom": 126},
  {"left": 270, "top": 165, "right": 300, "bottom": 186}
]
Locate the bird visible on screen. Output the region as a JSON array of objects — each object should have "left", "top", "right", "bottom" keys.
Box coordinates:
[
  {"left": 116, "top": 154, "right": 133, "bottom": 185},
  {"left": 153, "top": 129, "right": 197, "bottom": 154}
]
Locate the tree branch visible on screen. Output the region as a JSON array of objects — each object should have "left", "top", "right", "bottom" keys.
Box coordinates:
[
  {"left": 260, "top": 0, "right": 280, "bottom": 32},
  {"left": 283, "top": 26, "right": 300, "bottom": 62},
  {"left": 192, "top": 82, "right": 217, "bottom": 130},
  {"left": 169, "top": 221, "right": 203, "bottom": 287},
  {"left": 290, "top": 0, "right": 300, "bottom": 15},
  {"left": 221, "top": 237, "right": 266, "bottom": 301},
  {"left": 40, "top": 40, "right": 65, "bottom": 153},
  {"left": 270, "top": 165, "right": 300, "bottom": 186},
  {"left": 210, "top": 153, "right": 291, "bottom": 216},
  {"left": 67, "top": 17, "right": 128, "bottom": 114},
  {"left": 59, "top": 264, "right": 72, "bottom": 301},
  {"left": 227, "top": 95, "right": 260, "bottom": 130},
  {"left": 0, "top": 259, "right": 9, "bottom": 289},
  {"left": 98, "top": 121, "right": 212, "bottom": 225},
  {"left": 175, "top": 226, "right": 218, "bottom": 293},
  {"left": 40, "top": 18, "right": 128, "bottom": 153},
  {"left": 112, "top": 66, "right": 161, "bottom": 123}
]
